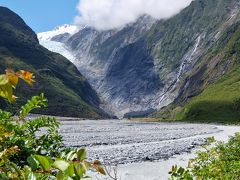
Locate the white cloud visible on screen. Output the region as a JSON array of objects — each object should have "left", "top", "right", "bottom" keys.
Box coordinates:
[{"left": 75, "top": 0, "right": 193, "bottom": 30}]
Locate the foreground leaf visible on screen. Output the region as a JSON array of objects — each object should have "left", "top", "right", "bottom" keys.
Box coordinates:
[
  {"left": 34, "top": 155, "right": 51, "bottom": 171},
  {"left": 53, "top": 160, "right": 70, "bottom": 172},
  {"left": 0, "top": 75, "right": 9, "bottom": 85},
  {"left": 27, "top": 156, "right": 38, "bottom": 171},
  {"left": 77, "top": 149, "right": 86, "bottom": 161},
  {"left": 16, "top": 70, "right": 35, "bottom": 86},
  {"left": 5, "top": 69, "right": 19, "bottom": 88}
]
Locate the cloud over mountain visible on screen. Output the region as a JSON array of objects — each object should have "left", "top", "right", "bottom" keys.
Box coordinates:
[{"left": 75, "top": 0, "right": 193, "bottom": 30}]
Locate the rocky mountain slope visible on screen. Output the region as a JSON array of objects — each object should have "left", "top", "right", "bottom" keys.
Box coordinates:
[
  {"left": 0, "top": 7, "right": 109, "bottom": 118},
  {"left": 39, "top": 16, "right": 159, "bottom": 118},
  {"left": 153, "top": 0, "right": 240, "bottom": 122},
  {"left": 40, "top": 0, "right": 240, "bottom": 121}
]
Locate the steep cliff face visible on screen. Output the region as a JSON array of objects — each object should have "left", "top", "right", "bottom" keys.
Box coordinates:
[
  {"left": 39, "top": 0, "right": 240, "bottom": 119},
  {"left": 153, "top": 0, "right": 240, "bottom": 122},
  {"left": 39, "top": 16, "right": 158, "bottom": 117},
  {"left": 66, "top": 16, "right": 158, "bottom": 118},
  {"left": 148, "top": 0, "right": 240, "bottom": 100},
  {"left": 0, "top": 7, "right": 109, "bottom": 118}
]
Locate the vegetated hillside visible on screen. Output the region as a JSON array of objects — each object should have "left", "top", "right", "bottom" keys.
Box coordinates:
[
  {"left": 161, "top": 22, "right": 240, "bottom": 123},
  {"left": 177, "top": 68, "right": 240, "bottom": 123},
  {"left": 153, "top": 0, "right": 240, "bottom": 123},
  {"left": 0, "top": 6, "right": 109, "bottom": 118}
]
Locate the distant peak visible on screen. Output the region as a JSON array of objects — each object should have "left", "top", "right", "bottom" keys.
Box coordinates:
[
  {"left": 53, "top": 24, "right": 78, "bottom": 32},
  {"left": 38, "top": 24, "right": 81, "bottom": 41}
]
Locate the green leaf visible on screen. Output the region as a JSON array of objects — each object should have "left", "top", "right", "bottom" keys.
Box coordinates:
[
  {"left": 82, "top": 161, "right": 91, "bottom": 170},
  {"left": 66, "top": 151, "right": 76, "bottom": 161},
  {"left": 53, "top": 160, "right": 70, "bottom": 172},
  {"left": 20, "top": 93, "right": 48, "bottom": 117},
  {"left": 77, "top": 149, "right": 86, "bottom": 161},
  {"left": 56, "top": 171, "right": 64, "bottom": 180},
  {"left": 74, "top": 164, "right": 85, "bottom": 178},
  {"left": 0, "top": 83, "right": 13, "bottom": 102},
  {"left": 27, "top": 172, "right": 37, "bottom": 180},
  {"left": 10, "top": 162, "right": 23, "bottom": 177},
  {"left": 65, "top": 164, "right": 75, "bottom": 177},
  {"left": 34, "top": 155, "right": 51, "bottom": 171},
  {"left": 0, "top": 75, "right": 9, "bottom": 85},
  {"left": 0, "top": 174, "right": 8, "bottom": 180},
  {"left": 177, "top": 167, "right": 185, "bottom": 175},
  {"left": 27, "top": 156, "right": 38, "bottom": 171}
]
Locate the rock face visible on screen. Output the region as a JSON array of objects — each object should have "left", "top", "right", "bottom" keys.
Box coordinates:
[
  {"left": 39, "top": 16, "right": 159, "bottom": 117},
  {"left": 39, "top": 0, "right": 240, "bottom": 118}
]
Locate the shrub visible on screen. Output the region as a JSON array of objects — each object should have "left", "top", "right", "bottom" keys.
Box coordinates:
[
  {"left": 169, "top": 135, "right": 240, "bottom": 179},
  {"left": 0, "top": 69, "right": 106, "bottom": 179}
]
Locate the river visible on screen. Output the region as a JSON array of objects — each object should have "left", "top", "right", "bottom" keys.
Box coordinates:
[{"left": 57, "top": 119, "right": 240, "bottom": 180}]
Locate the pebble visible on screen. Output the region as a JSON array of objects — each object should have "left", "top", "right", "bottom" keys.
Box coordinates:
[{"left": 53, "top": 120, "right": 221, "bottom": 165}]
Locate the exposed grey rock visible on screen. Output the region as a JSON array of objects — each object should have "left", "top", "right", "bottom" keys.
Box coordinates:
[
  {"left": 50, "top": 120, "right": 221, "bottom": 165},
  {"left": 39, "top": 0, "right": 240, "bottom": 118},
  {"left": 51, "top": 32, "right": 71, "bottom": 42}
]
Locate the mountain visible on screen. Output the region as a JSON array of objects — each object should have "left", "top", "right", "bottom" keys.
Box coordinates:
[
  {"left": 40, "top": 0, "right": 240, "bottom": 122},
  {"left": 151, "top": 0, "right": 240, "bottom": 122},
  {"left": 37, "top": 25, "right": 80, "bottom": 65},
  {"left": 39, "top": 16, "right": 158, "bottom": 118},
  {"left": 38, "top": 24, "right": 79, "bottom": 41},
  {"left": 0, "top": 6, "right": 109, "bottom": 118}
]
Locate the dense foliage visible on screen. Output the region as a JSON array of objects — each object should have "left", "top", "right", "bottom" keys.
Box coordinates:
[
  {"left": 170, "top": 135, "right": 240, "bottom": 179},
  {"left": 0, "top": 69, "right": 106, "bottom": 179}
]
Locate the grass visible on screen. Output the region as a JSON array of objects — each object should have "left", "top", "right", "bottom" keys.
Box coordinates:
[{"left": 177, "top": 67, "right": 240, "bottom": 123}]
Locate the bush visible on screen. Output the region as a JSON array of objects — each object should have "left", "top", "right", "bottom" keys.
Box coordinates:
[
  {"left": 0, "top": 69, "right": 106, "bottom": 179},
  {"left": 169, "top": 135, "right": 240, "bottom": 179}
]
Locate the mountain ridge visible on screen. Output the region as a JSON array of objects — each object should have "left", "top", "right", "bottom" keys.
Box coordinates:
[
  {"left": 0, "top": 6, "right": 110, "bottom": 118},
  {"left": 39, "top": 15, "right": 158, "bottom": 118}
]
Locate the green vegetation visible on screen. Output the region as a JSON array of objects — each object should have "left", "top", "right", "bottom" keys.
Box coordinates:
[
  {"left": 147, "top": 0, "right": 232, "bottom": 73},
  {"left": 154, "top": 67, "right": 240, "bottom": 123},
  {"left": 153, "top": 0, "right": 240, "bottom": 123},
  {"left": 0, "top": 69, "right": 106, "bottom": 179},
  {"left": 170, "top": 134, "right": 240, "bottom": 179},
  {"left": 0, "top": 97, "right": 106, "bottom": 179},
  {"left": 176, "top": 67, "right": 240, "bottom": 123},
  {"left": 0, "top": 6, "right": 107, "bottom": 118},
  {"left": 173, "top": 21, "right": 240, "bottom": 123}
]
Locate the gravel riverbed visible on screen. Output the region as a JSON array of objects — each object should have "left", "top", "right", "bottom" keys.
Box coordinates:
[
  {"left": 59, "top": 120, "right": 219, "bottom": 164},
  {"left": 54, "top": 119, "right": 240, "bottom": 179}
]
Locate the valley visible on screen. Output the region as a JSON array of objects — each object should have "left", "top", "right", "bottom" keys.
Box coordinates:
[
  {"left": 0, "top": 0, "right": 240, "bottom": 179},
  {"left": 38, "top": 0, "right": 240, "bottom": 122}
]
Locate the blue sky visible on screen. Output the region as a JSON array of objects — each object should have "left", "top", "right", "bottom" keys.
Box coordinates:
[{"left": 0, "top": 0, "right": 79, "bottom": 33}]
